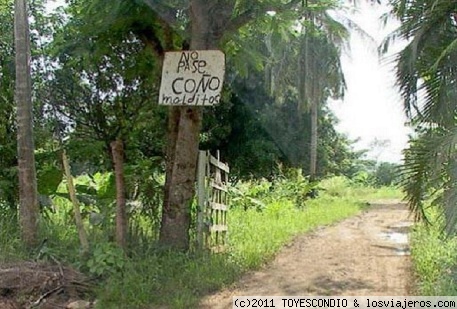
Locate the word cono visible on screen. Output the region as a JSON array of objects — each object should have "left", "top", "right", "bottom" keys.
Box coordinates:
[{"left": 171, "top": 75, "right": 221, "bottom": 95}]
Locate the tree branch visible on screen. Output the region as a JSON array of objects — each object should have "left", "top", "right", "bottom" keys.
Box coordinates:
[{"left": 140, "top": 0, "right": 180, "bottom": 27}]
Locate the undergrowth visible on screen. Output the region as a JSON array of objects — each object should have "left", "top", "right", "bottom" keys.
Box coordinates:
[
  {"left": 0, "top": 175, "right": 402, "bottom": 308},
  {"left": 95, "top": 176, "right": 398, "bottom": 309},
  {"left": 410, "top": 207, "right": 457, "bottom": 295},
  {"left": 0, "top": 212, "right": 26, "bottom": 263}
]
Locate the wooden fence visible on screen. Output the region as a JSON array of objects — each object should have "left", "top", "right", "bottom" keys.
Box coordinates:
[{"left": 197, "top": 151, "right": 229, "bottom": 251}]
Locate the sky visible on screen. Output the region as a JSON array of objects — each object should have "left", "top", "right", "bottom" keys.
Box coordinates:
[{"left": 329, "top": 1, "right": 411, "bottom": 163}]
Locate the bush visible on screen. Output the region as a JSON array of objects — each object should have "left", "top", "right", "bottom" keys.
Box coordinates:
[
  {"left": 319, "top": 176, "right": 352, "bottom": 197},
  {"left": 374, "top": 162, "right": 400, "bottom": 187}
]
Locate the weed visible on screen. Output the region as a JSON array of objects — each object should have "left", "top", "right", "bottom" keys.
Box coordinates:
[
  {"left": 97, "top": 176, "right": 374, "bottom": 308},
  {"left": 0, "top": 175, "right": 402, "bottom": 308},
  {"left": 86, "top": 242, "right": 126, "bottom": 277},
  {"left": 410, "top": 208, "right": 457, "bottom": 295},
  {"left": 0, "top": 211, "right": 26, "bottom": 262}
]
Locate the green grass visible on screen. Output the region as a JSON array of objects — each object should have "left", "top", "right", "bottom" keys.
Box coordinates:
[
  {"left": 0, "top": 212, "right": 27, "bottom": 263},
  {"left": 358, "top": 186, "right": 404, "bottom": 200},
  {"left": 318, "top": 176, "right": 404, "bottom": 201},
  {"left": 410, "top": 209, "right": 457, "bottom": 295},
  {"left": 228, "top": 197, "right": 365, "bottom": 269},
  {"left": 97, "top": 251, "right": 242, "bottom": 308},
  {"left": 0, "top": 177, "right": 402, "bottom": 309},
  {"left": 96, "top": 186, "right": 370, "bottom": 309}
]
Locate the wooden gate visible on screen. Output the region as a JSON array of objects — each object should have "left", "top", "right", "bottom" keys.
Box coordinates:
[{"left": 197, "top": 151, "right": 229, "bottom": 251}]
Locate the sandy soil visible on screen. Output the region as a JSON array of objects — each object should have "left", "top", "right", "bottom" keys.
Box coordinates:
[{"left": 200, "top": 201, "right": 413, "bottom": 308}]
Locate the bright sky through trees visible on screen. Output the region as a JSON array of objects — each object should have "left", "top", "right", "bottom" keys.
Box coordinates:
[
  {"left": 45, "top": 0, "right": 408, "bottom": 163},
  {"left": 330, "top": 1, "right": 411, "bottom": 163}
]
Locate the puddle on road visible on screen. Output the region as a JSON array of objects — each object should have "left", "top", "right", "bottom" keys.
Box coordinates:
[
  {"left": 395, "top": 247, "right": 410, "bottom": 256},
  {"left": 379, "top": 232, "right": 408, "bottom": 244},
  {"left": 378, "top": 221, "right": 411, "bottom": 256}
]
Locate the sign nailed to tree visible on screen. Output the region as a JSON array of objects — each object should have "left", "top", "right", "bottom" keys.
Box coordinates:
[{"left": 159, "top": 50, "right": 225, "bottom": 106}]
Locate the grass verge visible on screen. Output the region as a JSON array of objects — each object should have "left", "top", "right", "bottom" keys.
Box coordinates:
[
  {"left": 410, "top": 209, "right": 457, "bottom": 295},
  {"left": 0, "top": 177, "right": 402, "bottom": 309},
  {"left": 0, "top": 213, "right": 26, "bottom": 263},
  {"left": 97, "top": 189, "right": 372, "bottom": 308}
]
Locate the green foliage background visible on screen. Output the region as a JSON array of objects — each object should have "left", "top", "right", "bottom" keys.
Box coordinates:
[{"left": 0, "top": 0, "right": 415, "bottom": 307}]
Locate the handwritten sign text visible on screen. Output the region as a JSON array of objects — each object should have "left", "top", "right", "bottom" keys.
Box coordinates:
[{"left": 159, "top": 50, "right": 225, "bottom": 106}]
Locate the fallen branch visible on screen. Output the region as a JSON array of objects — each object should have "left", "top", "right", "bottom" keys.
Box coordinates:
[{"left": 28, "top": 285, "right": 64, "bottom": 309}]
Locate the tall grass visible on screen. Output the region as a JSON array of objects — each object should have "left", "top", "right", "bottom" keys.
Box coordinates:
[
  {"left": 97, "top": 251, "right": 242, "bottom": 308},
  {"left": 96, "top": 176, "right": 390, "bottom": 309},
  {"left": 0, "top": 211, "right": 26, "bottom": 263},
  {"left": 0, "top": 176, "right": 402, "bottom": 308},
  {"left": 97, "top": 197, "right": 365, "bottom": 309},
  {"left": 229, "top": 198, "right": 364, "bottom": 269},
  {"left": 319, "top": 176, "right": 403, "bottom": 201},
  {"left": 410, "top": 208, "right": 457, "bottom": 295}
]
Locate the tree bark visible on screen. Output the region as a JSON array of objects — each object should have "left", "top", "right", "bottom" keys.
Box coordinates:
[
  {"left": 159, "top": 107, "right": 202, "bottom": 250},
  {"left": 14, "top": 0, "right": 39, "bottom": 248},
  {"left": 310, "top": 99, "right": 318, "bottom": 181},
  {"left": 62, "top": 149, "right": 89, "bottom": 253},
  {"left": 111, "top": 139, "right": 127, "bottom": 249},
  {"left": 159, "top": 0, "right": 223, "bottom": 251}
]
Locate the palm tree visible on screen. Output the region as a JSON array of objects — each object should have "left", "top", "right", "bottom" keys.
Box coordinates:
[
  {"left": 14, "top": 0, "right": 39, "bottom": 248},
  {"left": 299, "top": 28, "right": 346, "bottom": 180},
  {"left": 265, "top": 10, "right": 347, "bottom": 180},
  {"left": 388, "top": 0, "right": 457, "bottom": 232}
]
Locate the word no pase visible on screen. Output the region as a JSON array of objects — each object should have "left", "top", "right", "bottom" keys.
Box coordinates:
[{"left": 177, "top": 51, "right": 207, "bottom": 74}]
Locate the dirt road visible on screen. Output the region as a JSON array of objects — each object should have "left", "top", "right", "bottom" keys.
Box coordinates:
[{"left": 201, "top": 201, "right": 413, "bottom": 308}]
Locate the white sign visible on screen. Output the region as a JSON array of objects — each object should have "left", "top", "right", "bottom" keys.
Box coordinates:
[{"left": 158, "top": 50, "right": 225, "bottom": 106}]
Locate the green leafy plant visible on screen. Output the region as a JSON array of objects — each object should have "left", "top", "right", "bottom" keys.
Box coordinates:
[
  {"left": 230, "top": 180, "right": 269, "bottom": 211},
  {"left": 86, "top": 242, "right": 126, "bottom": 277},
  {"left": 351, "top": 171, "right": 375, "bottom": 187},
  {"left": 272, "top": 168, "right": 318, "bottom": 207},
  {"left": 319, "top": 176, "right": 352, "bottom": 197}
]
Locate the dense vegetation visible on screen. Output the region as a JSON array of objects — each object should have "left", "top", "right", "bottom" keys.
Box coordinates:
[
  {"left": 410, "top": 207, "right": 457, "bottom": 296},
  {"left": 0, "top": 173, "right": 401, "bottom": 308},
  {"left": 387, "top": 0, "right": 457, "bottom": 296},
  {"left": 0, "top": 0, "right": 407, "bottom": 306},
  {"left": 8, "top": 0, "right": 457, "bottom": 305},
  {"left": 2, "top": 0, "right": 392, "bottom": 254}
]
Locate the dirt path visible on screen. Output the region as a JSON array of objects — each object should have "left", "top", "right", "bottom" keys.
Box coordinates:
[{"left": 201, "top": 201, "right": 413, "bottom": 308}]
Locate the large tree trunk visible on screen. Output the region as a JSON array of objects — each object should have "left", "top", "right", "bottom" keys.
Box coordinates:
[
  {"left": 62, "top": 149, "right": 89, "bottom": 253},
  {"left": 14, "top": 0, "right": 39, "bottom": 248},
  {"left": 309, "top": 99, "right": 318, "bottom": 181},
  {"left": 159, "top": 0, "right": 222, "bottom": 250},
  {"left": 111, "top": 139, "right": 127, "bottom": 249},
  {"left": 159, "top": 107, "right": 202, "bottom": 250}
]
